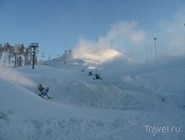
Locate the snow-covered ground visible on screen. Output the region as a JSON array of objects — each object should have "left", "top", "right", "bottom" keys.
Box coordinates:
[{"left": 0, "top": 53, "right": 185, "bottom": 140}]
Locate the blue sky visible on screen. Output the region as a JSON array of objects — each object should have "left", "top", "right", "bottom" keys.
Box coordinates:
[{"left": 0, "top": 0, "right": 185, "bottom": 60}]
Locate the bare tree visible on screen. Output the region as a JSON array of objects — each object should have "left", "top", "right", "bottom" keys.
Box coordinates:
[
  {"left": 61, "top": 49, "right": 72, "bottom": 64},
  {"left": 0, "top": 43, "right": 39, "bottom": 67},
  {"left": 0, "top": 45, "right": 4, "bottom": 61},
  {"left": 24, "top": 46, "right": 32, "bottom": 65},
  {"left": 17, "top": 44, "right": 25, "bottom": 67},
  {"left": 3, "top": 43, "right": 14, "bottom": 65}
]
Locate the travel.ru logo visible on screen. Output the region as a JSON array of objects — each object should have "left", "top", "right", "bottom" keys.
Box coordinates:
[{"left": 144, "top": 125, "right": 180, "bottom": 136}]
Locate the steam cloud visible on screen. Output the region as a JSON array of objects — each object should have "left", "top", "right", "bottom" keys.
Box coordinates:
[
  {"left": 73, "top": 9, "right": 185, "bottom": 62},
  {"left": 73, "top": 21, "right": 146, "bottom": 62}
]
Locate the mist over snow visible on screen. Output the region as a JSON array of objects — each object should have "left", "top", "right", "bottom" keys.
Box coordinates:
[
  {"left": 72, "top": 21, "right": 146, "bottom": 63},
  {"left": 72, "top": 38, "right": 128, "bottom": 64},
  {"left": 72, "top": 9, "right": 185, "bottom": 63},
  {"left": 157, "top": 9, "right": 185, "bottom": 56},
  {"left": 0, "top": 63, "right": 36, "bottom": 87}
]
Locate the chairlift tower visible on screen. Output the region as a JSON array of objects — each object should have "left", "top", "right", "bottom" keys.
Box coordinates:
[{"left": 30, "top": 43, "right": 39, "bottom": 69}]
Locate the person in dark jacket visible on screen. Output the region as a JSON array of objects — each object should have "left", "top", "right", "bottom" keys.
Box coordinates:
[
  {"left": 37, "top": 84, "right": 50, "bottom": 98},
  {"left": 38, "top": 84, "right": 44, "bottom": 96}
]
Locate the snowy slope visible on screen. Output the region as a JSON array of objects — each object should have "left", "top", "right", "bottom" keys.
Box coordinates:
[{"left": 0, "top": 54, "right": 185, "bottom": 140}]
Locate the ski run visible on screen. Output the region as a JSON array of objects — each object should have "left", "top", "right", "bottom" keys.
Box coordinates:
[{"left": 0, "top": 52, "right": 185, "bottom": 140}]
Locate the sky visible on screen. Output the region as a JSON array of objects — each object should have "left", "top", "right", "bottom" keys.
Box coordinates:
[{"left": 0, "top": 0, "right": 185, "bottom": 61}]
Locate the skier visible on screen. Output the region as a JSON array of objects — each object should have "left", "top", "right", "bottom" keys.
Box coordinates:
[
  {"left": 88, "top": 71, "right": 93, "bottom": 76},
  {"left": 93, "top": 73, "right": 102, "bottom": 80},
  {"left": 95, "top": 73, "right": 100, "bottom": 79},
  {"left": 38, "top": 84, "right": 44, "bottom": 96},
  {"left": 37, "top": 84, "right": 50, "bottom": 99}
]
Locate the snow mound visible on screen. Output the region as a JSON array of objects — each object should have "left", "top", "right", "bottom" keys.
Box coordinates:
[{"left": 72, "top": 47, "right": 126, "bottom": 64}]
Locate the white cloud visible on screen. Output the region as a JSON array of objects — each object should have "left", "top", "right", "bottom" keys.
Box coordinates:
[
  {"left": 73, "top": 21, "right": 147, "bottom": 62},
  {"left": 107, "top": 21, "right": 146, "bottom": 47},
  {"left": 157, "top": 9, "right": 185, "bottom": 56},
  {"left": 72, "top": 38, "right": 122, "bottom": 63},
  {"left": 73, "top": 9, "right": 185, "bottom": 63}
]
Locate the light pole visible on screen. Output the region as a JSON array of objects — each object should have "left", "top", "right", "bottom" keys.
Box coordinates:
[
  {"left": 145, "top": 44, "right": 148, "bottom": 63},
  {"left": 110, "top": 40, "right": 112, "bottom": 49},
  {"left": 30, "top": 43, "right": 39, "bottom": 69},
  {"left": 184, "top": 24, "right": 185, "bottom": 54},
  {"left": 153, "top": 37, "right": 157, "bottom": 61}
]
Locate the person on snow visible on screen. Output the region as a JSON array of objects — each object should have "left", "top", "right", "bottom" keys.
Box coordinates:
[
  {"left": 88, "top": 71, "right": 93, "bottom": 76},
  {"left": 95, "top": 73, "right": 100, "bottom": 79},
  {"left": 38, "top": 84, "right": 44, "bottom": 95},
  {"left": 37, "top": 84, "right": 50, "bottom": 99},
  {"left": 93, "top": 73, "right": 102, "bottom": 80}
]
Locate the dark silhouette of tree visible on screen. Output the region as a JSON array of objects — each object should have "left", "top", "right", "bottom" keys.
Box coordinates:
[
  {"left": 24, "top": 46, "right": 32, "bottom": 65},
  {"left": 3, "top": 43, "right": 14, "bottom": 64},
  {"left": 0, "top": 45, "right": 4, "bottom": 61},
  {"left": 61, "top": 49, "right": 72, "bottom": 64},
  {"left": 17, "top": 44, "right": 25, "bottom": 67},
  {"left": 0, "top": 43, "right": 39, "bottom": 67}
]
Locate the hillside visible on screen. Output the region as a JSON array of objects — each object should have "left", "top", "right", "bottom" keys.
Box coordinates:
[{"left": 0, "top": 54, "right": 185, "bottom": 140}]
